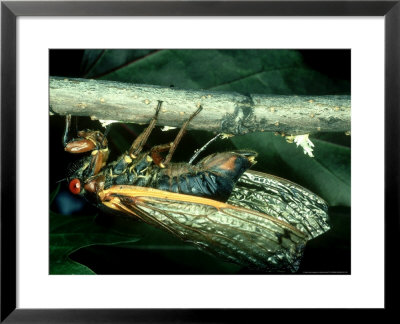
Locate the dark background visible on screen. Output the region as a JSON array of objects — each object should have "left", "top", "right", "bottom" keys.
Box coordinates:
[
  {"left": 50, "top": 50, "right": 351, "bottom": 81},
  {"left": 49, "top": 49, "right": 350, "bottom": 275}
]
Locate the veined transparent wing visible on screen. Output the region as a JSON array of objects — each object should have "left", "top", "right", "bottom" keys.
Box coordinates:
[
  {"left": 100, "top": 186, "right": 308, "bottom": 272},
  {"left": 229, "top": 170, "right": 330, "bottom": 239}
]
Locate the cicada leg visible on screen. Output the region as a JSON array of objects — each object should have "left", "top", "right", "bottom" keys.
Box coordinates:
[
  {"left": 127, "top": 102, "right": 202, "bottom": 167},
  {"left": 147, "top": 105, "right": 203, "bottom": 167},
  {"left": 62, "top": 114, "right": 80, "bottom": 147},
  {"left": 64, "top": 115, "right": 109, "bottom": 176},
  {"left": 63, "top": 114, "right": 72, "bottom": 147},
  {"left": 162, "top": 105, "right": 203, "bottom": 165},
  {"left": 150, "top": 143, "right": 173, "bottom": 168},
  {"left": 128, "top": 100, "right": 163, "bottom": 158},
  {"left": 188, "top": 133, "right": 223, "bottom": 164}
]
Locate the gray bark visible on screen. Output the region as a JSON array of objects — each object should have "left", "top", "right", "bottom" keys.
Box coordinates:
[{"left": 50, "top": 77, "right": 351, "bottom": 135}]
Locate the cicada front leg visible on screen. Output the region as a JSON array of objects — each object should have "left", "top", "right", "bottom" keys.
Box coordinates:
[{"left": 64, "top": 115, "right": 110, "bottom": 177}]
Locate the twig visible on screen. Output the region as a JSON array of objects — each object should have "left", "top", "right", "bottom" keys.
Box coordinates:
[{"left": 50, "top": 77, "right": 351, "bottom": 135}]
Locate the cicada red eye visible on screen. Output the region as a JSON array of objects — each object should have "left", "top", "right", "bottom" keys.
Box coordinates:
[{"left": 69, "top": 178, "right": 81, "bottom": 195}]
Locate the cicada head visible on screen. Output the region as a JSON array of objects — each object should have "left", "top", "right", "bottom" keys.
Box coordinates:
[{"left": 65, "top": 156, "right": 99, "bottom": 197}]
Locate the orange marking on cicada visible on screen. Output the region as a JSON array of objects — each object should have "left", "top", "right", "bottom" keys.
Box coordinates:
[
  {"left": 101, "top": 185, "right": 226, "bottom": 208},
  {"left": 65, "top": 139, "right": 96, "bottom": 153},
  {"left": 98, "top": 185, "right": 306, "bottom": 237},
  {"left": 217, "top": 156, "right": 237, "bottom": 171},
  {"left": 201, "top": 153, "right": 238, "bottom": 171}
]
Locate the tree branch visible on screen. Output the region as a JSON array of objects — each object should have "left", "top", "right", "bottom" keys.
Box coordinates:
[{"left": 50, "top": 77, "right": 350, "bottom": 135}]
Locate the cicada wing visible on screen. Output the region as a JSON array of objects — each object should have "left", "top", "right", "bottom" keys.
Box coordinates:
[
  {"left": 229, "top": 170, "right": 330, "bottom": 239},
  {"left": 100, "top": 186, "right": 308, "bottom": 272}
]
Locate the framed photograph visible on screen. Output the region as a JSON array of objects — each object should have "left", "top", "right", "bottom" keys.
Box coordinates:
[
  {"left": 49, "top": 48, "right": 348, "bottom": 276},
  {"left": 1, "top": 0, "right": 397, "bottom": 322}
]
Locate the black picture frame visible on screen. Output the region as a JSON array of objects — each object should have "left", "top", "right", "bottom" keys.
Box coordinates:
[{"left": 1, "top": 1, "right": 398, "bottom": 322}]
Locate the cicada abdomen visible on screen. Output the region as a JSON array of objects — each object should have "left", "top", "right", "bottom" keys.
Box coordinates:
[{"left": 63, "top": 101, "right": 329, "bottom": 272}]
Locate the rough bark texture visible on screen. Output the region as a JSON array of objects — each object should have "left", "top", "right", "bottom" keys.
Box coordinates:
[{"left": 50, "top": 77, "right": 351, "bottom": 135}]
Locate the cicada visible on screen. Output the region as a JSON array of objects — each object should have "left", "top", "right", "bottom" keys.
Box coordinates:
[{"left": 63, "top": 101, "right": 329, "bottom": 272}]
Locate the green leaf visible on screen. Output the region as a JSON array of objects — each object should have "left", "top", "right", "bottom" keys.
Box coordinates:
[
  {"left": 82, "top": 49, "right": 156, "bottom": 78},
  {"left": 86, "top": 220, "right": 242, "bottom": 274},
  {"left": 274, "top": 137, "right": 350, "bottom": 206},
  {"left": 82, "top": 49, "right": 349, "bottom": 95},
  {"left": 49, "top": 211, "right": 141, "bottom": 274},
  {"left": 80, "top": 49, "right": 103, "bottom": 76},
  {"left": 50, "top": 183, "right": 61, "bottom": 205}
]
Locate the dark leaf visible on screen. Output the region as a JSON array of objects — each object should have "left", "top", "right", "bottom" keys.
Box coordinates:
[{"left": 49, "top": 210, "right": 141, "bottom": 274}]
